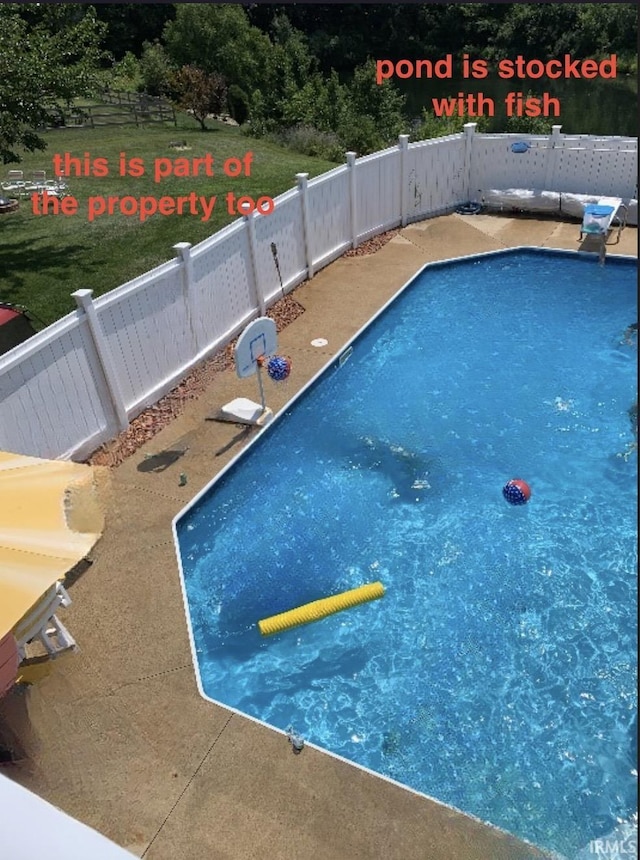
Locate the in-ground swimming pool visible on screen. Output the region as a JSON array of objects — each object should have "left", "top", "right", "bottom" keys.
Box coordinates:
[{"left": 174, "top": 248, "right": 637, "bottom": 858}]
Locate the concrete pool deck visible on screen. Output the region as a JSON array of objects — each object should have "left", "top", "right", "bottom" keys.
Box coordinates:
[{"left": 0, "top": 213, "right": 637, "bottom": 859}]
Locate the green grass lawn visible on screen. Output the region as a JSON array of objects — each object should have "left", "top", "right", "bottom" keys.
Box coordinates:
[{"left": 0, "top": 114, "right": 340, "bottom": 326}]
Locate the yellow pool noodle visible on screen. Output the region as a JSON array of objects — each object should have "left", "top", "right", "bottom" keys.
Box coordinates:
[{"left": 258, "top": 581, "right": 385, "bottom": 636}]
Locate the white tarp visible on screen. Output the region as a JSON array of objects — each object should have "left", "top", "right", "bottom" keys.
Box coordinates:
[
  {"left": 480, "top": 188, "right": 561, "bottom": 212},
  {"left": 480, "top": 188, "right": 638, "bottom": 226}
]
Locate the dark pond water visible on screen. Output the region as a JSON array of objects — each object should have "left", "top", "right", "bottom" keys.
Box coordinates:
[{"left": 399, "top": 75, "right": 638, "bottom": 136}]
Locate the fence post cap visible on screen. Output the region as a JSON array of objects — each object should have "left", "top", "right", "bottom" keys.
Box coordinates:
[
  {"left": 71, "top": 288, "right": 93, "bottom": 302},
  {"left": 173, "top": 241, "right": 192, "bottom": 253}
]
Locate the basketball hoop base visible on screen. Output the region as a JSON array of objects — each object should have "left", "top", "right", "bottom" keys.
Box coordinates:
[{"left": 215, "top": 397, "right": 273, "bottom": 426}]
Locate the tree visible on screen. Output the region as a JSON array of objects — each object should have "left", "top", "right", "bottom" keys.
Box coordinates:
[
  {"left": 0, "top": 5, "right": 107, "bottom": 163},
  {"left": 245, "top": 14, "right": 319, "bottom": 133},
  {"left": 279, "top": 70, "right": 348, "bottom": 134},
  {"left": 490, "top": 4, "right": 580, "bottom": 59},
  {"left": 95, "top": 3, "right": 175, "bottom": 60},
  {"left": 574, "top": 4, "right": 638, "bottom": 60},
  {"left": 163, "top": 5, "right": 271, "bottom": 95},
  {"left": 339, "top": 60, "right": 407, "bottom": 153},
  {"left": 171, "top": 66, "right": 228, "bottom": 131},
  {"left": 139, "top": 40, "right": 175, "bottom": 97},
  {"left": 110, "top": 52, "right": 142, "bottom": 93}
]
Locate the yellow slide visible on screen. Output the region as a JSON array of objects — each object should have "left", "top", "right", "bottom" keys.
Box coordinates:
[
  {"left": 0, "top": 450, "right": 105, "bottom": 640},
  {"left": 258, "top": 581, "right": 385, "bottom": 636}
]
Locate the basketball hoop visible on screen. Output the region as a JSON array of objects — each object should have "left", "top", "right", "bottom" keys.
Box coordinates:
[{"left": 215, "top": 318, "right": 292, "bottom": 426}]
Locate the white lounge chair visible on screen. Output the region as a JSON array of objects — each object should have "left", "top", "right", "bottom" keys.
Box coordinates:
[
  {"left": 1, "top": 170, "right": 25, "bottom": 195},
  {"left": 24, "top": 169, "right": 48, "bottom": 194},
  {"left": 579, "top": 197, "right": 627, "bottom": 244},
  {"left": 12, "top": 581, "right": 76, "bottom": 661},
  {"left": 42, "top": 176, "right": 70, "bottom": 198}
]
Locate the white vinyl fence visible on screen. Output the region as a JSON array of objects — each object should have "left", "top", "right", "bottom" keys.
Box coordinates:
[{"left": 0, "top": 124, "right": 637, "bottom": 461}]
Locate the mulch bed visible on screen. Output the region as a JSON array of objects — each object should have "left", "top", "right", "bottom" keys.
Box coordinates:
[{"left": 343, "top": 228, "right": 401, "bottom": 257}]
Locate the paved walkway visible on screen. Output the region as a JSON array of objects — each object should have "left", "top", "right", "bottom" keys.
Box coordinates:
[{"left": 1, "top": 214, "right": 636, "bottom": 860}]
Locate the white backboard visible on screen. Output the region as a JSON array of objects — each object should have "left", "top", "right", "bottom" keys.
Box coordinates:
[{"left": 234, "top": 317, "right": 278, "bottom": 378}]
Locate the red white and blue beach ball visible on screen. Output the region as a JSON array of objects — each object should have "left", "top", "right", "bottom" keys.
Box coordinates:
[
  {"left": 502, "top": 479, "right": 531, "bottom": 505},
  {"left": 265, "top": 355, "right": 292, "bottom": 382}
]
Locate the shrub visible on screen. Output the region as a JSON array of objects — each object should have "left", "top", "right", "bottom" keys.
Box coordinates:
[
  {"left": 409, "top": 108, "right": 490, "bottom": 142},
  {"left": 344, "top": 60, "right": 406, "bottom": 147},
  {"left": 272, "top": 124, "right": 343, "bottom": 161},
  {"left": 139, "top": 40, "right": 174, "bottom": 97},
  {"left": 227, "top": 84, "right": 250, "bottom": 125},
  {"left": 110, "top": 52, "right": 141, "bottom": 92}
]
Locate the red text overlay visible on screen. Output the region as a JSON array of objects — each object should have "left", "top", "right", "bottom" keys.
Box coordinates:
[
  {"left": 31, "top": 151, "right": 275, "bottom": 222},
  {"left": 375, "top": 54, "right": 617, "bottom": 119}
]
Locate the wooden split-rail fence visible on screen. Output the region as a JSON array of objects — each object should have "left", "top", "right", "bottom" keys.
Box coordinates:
[{"left": 47, "top": 90, "right": 176, "bottom": 130}]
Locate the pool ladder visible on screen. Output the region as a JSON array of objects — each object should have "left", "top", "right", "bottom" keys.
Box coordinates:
[{"left": 338, "top": 346, "right": 353, "bottom": 367}]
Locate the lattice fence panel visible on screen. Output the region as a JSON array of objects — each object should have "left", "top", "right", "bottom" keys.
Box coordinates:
[
  {"left": 354, "top": 148, "right": 402, "bottom": 239},
  {"left": 0, "top": 317, "right": 115, "bottom": 458},
  {"left": 191, "top": 222, "right": 257, "bottom": 348},
  {"left": 406, "top": 136, "right": 467, "bottom": 219},
  {"left": 550, "top": 136, "right": 637, "bottom": 197},
  {"left": 252, "top": 189, "right": 308, "bottom": 307},
  {"left": 96, "top": 262, "right": 190, "bottom": 411},
  {"left": 469, "top": 134, "right": 550, "bottom": 195},
  {"left": 306, "top": 167, "right": 351, "bottom": 267}
]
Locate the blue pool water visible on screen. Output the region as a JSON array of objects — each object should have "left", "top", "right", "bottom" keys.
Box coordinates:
[{"left": 175, "top": 249, "right": 638, "bottom": 858}]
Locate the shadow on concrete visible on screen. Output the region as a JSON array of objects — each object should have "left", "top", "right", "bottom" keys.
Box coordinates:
[
  {"left": 0, "top": 685, "right": 35, "bottom": 766},
  {"left": 213, "top": 426, "right": 255, "bottom": 458},
  {"left": 137, "top": 448, "right": 188, "bottom": 473}
]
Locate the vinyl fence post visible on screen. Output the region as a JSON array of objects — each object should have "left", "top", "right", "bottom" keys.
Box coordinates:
[
  {"left": 296, "top": 172, "right": 314, "bottom": 279},
  {"left": 173, "top": 241, "right": 202, "bottom": 353},
  {"left": 72, "top": 289, "right": 129, "bottom": 432},
  {"left": 347, "top": 151, "right": 358, "bottom": 248},
  {"left": 544, "top": 124, "right": 563, "bottom": 191},
  {"left": 244, "top": 210, "right": 266, "bottom": 315},
  {"left": 398, "top": 134, "right": 410, "bottom": 227},
  {"left": 463, "top": 122, "right": 477, "bottom": 203}
]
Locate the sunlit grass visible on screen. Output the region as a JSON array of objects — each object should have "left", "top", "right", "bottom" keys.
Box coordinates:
[{"left": 0, "top": 113, "right": 339, "bottom": 324}]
